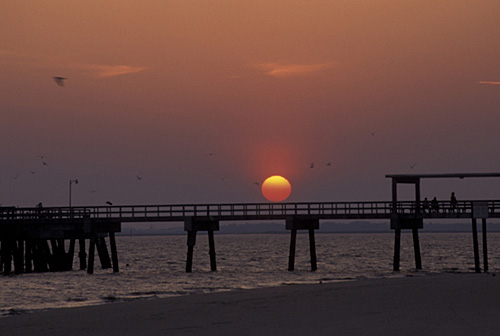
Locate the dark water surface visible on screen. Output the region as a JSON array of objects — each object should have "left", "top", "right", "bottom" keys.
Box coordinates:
[{"left": 2, "top": 233, "right": 498, "bottom": 316}]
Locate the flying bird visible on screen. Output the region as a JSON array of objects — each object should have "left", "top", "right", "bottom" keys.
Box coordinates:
[
  {"left": 136, "top": 175, "right": 142, "bottom": 180},
  {"left": 310, "top": 162, "right": 315, "bottom": 168},
  {"left": 410, "top": 163, "right": 417, "bottom": 169},
  {"left": 106, "top": 201, "right": 113, "bottom": 206},
  {"left": 53, "top": 76, "right": 67, "bottom": 87},
  {"left": 326, "top": 162, "right": 332, "bottom": 166}
]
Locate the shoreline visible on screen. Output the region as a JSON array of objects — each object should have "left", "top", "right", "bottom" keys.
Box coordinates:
[{"left": 2, "top": 273, "right": 499, "bottom": 335}]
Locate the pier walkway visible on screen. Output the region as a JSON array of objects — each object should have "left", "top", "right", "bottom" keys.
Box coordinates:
[
  {"left": 3, "top": 199, "right": 500, "bottom": 222},
  {"left": 1, "top": 199, "right": 500, "bottom": 276}
]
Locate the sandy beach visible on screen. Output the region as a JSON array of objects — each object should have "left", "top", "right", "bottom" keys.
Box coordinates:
[{"left": 2, "top": 273, "right": 500, "bottom": 336}]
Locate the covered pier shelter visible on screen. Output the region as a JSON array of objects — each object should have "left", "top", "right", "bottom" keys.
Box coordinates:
[{"left": 386, "top": 172, "right": 500, "bottom": 272}]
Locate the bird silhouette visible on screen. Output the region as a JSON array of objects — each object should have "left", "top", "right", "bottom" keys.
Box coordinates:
[
  {"left": 310, "top": 162, "right": 315, "bottom": 168},
  {"left": 136, "top": 175, "right": 142, "bottom": 180},
  {"left": 326, "top": 162, "right": 332, "bottom": 166},
  {"left": 53, "top": 77, "right": 67, "bottom": 87},
  {"left": 106, "top": 201, "right": 113, "bottom": 206}
]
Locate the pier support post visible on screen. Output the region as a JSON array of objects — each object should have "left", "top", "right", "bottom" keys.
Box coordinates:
[
  {"left": 88, "top": 236, "right": 96, "bottom": 274},
  {"left": 67, "top": 239, "right": 76, "bottom": 271},
  {"left": 208, "top": 230, "right": 217, "bottom": 271},
  {"left": 25, "top": 240, "right": 33, "bottom": 273},
  {"left": 288, "top": 229, "right": 297, "bottom": 271},
  {"left": 309, "top": 229, "right": 317, "bottom": 271},
  {"left": 109, "top": 232, "right": 119, "bottom": 273},
  {"left": 184, "top": 218, "right": 219, "bottom": 272},
  {"left": 286, "top": 217, "right": 319, "bottom": 272},
  {"left": 393, "top": 228, "right": 401, "bottom": 272},
  {"left": 1, "top": 239, "right": 13, "bottom": 275},
  {"left": 391, "top": 216, "right": 423, "bottom": 272},
  {"left": 185, "top": 230, "right": 197, "bottom": 273},
  {"left": 96, "top": 237, "right": 112, "bottom": 269},
  {"left": 482, "top": 219, "right": 488, "bottom": 273},
  {"left": 13, "top": 239, "right": 24, "bottom": 274},
  {"left": 412, "top": 228, "right": 422, "bottom": 270},
  {"left": 78, "top": 238, "right": 87, "bottom": 270},
  {"left": 471, "top": 219, "right": 481, "bottom": 273}
]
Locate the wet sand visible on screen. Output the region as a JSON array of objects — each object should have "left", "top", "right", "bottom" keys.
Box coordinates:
[{"left": 1, "top": 273, "right": 499, "bottom": 336}]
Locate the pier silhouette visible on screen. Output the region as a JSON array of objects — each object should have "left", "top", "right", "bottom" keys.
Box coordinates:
[{"left": 1, "top": 173, "right": 500, "bottom": 275}]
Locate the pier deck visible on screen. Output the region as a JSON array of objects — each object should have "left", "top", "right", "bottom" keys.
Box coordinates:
[
  {"left": 2, "top": 199, "right": 500, "bottom": 223},
  {"left": 1, "top": 199, "right": 500, "bottom": 275}
]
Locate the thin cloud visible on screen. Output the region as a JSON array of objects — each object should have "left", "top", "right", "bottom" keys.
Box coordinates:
[
  {"left": 0, "top": 50, "right": 147, "bottom": 78},
  {"left": 254, "top": 62, "right": 335, "bottom": 78},
  {"left": 479, "top": 81, "right": 500, "bottom": 85},
  {"left": 81, "top": 64, "right": 147, "bottom": 78}
]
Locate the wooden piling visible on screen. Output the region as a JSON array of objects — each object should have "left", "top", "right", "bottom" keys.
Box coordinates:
[
  {"left": 288, "top": 229, "right": 297, "bottom": 271},
  {"left": 482, "top": 218, "right": 488, "bottom": 273},
  {"left": 412, "top": 228, "right": 422, "bottom": 270},
  {"left": 78, "top": 238, "right": 87, "bottom": 270},
  {"left": 471, "top": 219, "right": 481, "bottom": 273},
  {"left": 1, "top": 239, "right": 13, "bottom": 275},
  {"left": 208, "top": 230, "right": 217, "bottom": 272},
  {"left": 13, "top": 239, "right": 24, "bottom": 274},
  {"left": 88, "top": 237, "right": 96, "bottom": 274},
  {"left": 96, "top": 237, "right": 112, "bottom": 269},
  {"left": 185, "top": 230, "right": 197, "bottom": 273},
  {"left": 67, "top": 239, "right": 75, "bottom": 271},
  {"left": 0, "top": 240, "right": 3, "bottom": 273},
  {"left": 286, "top": 217, "right": 319, "bottom": 271},
  {"left": 308, "top": 229, "right": 317, "bottom": 271},
  {"left": 393, "top": 228, "right": 401, "bottom": 272},
  {"left": 109, "top": 232, "right": 119, "bottom": 273},
  {"left": 25, "top": 239, "right": 33, "bottom": 273},
  {"left": 184, "top": 218, "right": 219, "bottom": 272}
]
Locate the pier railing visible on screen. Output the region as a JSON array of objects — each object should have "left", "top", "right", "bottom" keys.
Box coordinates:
[{"left": 2, "top": 200, "right": 500, "bottom": 223}]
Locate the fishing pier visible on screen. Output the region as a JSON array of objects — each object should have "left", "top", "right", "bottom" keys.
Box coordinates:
[{"left": 1, "top": 173, "right": 500, "bottom": 275}]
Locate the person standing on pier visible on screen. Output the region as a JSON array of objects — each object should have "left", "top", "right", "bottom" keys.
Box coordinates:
[
  {"left": 450, "top": 192, "right": 457, "bottom": 212},
  {"left": 423, "top": 197, "right": 430, "bottom": 213},
  {"left": 431, "top": 197, "right": 439, "bottom": 213}
]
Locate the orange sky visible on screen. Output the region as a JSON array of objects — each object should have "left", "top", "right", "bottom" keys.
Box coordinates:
[{"left": 2, "top": 1, "right": 500, "bottom": 206}]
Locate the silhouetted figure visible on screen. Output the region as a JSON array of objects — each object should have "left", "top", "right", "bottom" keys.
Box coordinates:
[
  {"left": 36, "top": 202, "right": 44, "bottom": 218},
  {"left": 450, "top": 192, "right": 457, "bottom": 212},
  {"left": 53, "top": 76, "right": 67, "bottom": 87},
  {"left": 423, "top": 197, "right": 430, "bottom": 213},
  {"left": 431, "top": 197, "right": 439, "bottom": 213}
]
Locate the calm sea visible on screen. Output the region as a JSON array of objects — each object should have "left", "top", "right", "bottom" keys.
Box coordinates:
[{"left": 2, "top": 232, "right": 499, "bottom": 316}]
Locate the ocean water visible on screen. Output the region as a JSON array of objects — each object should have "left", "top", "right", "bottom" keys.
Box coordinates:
[{"left": 2, "top": 232, "right": 499, "bottom": 316}]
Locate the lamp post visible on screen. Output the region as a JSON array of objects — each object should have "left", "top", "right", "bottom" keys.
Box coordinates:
[{"left": 69, "top": 179, "right": 79, "bottom": 207}]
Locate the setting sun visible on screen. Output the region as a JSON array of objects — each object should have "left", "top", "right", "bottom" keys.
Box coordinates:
[{"left": 261, "top": 175, "right": 292, "bottom": 202}]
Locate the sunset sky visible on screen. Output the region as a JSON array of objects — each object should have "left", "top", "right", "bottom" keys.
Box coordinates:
[{"left": 2, "top": 0, "right": 500, "bottom": 207}]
